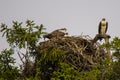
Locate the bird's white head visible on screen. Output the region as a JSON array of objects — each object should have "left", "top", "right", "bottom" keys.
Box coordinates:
[{"left": 102, "top": 18, "right": 106, "bottom": 21}]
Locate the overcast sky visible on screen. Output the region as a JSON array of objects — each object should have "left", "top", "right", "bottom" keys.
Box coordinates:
[{"left": 0, "top": 0, "right": 120, "bottom": 50}]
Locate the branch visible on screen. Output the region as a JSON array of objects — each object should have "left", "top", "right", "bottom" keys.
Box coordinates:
[
  {"left": 17, "top": 52, "right": 25, "bottom": 64},
  {"left": 92, "top": 34, "right": 111, "bottom": 43}
]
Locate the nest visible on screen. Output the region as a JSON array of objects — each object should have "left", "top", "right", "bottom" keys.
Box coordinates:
[{"left": 37, "top": 34, "right": 107, "bottom": 71}]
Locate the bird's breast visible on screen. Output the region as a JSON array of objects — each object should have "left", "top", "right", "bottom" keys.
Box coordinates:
[
  {"left": 102, "top": 23, "right": 106, "bottom": 26},
  {"left": 101, "top": 26, "right": 106, "bottom": 34}
]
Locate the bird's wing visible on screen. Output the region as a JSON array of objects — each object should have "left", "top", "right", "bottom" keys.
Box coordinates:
[
  {"left": 105, "top": 22, "right": 108, "bottom": 33},
  {"left": 98, "top": 22, "right": 101, "bottom": 34}
]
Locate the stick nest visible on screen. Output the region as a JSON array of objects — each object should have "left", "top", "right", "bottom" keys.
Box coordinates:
[{"left": 37, "top": 34, "right": 107, "bottom": 71}]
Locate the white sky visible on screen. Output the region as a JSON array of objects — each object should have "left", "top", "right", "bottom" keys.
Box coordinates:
[{"left": 0, "top": 0, "right": 120, "bottom": 64}]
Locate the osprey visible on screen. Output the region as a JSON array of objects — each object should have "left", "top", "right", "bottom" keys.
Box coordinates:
[
  {"left": 43, "top": 28, "right": 68, "bottom": 40},
  {"left": 98, "top": 18, "right": 108, "bottom": 35}
]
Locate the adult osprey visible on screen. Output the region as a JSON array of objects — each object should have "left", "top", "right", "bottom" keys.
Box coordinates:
[
  {"left": 43, "top": 28, "right": 68, "bottom": 40},
  {"left": 98, "top": 18, "right": 108, "bottom": 41},
  {"left": 98, "top": 18, "right": 108, "bottom": 35}
]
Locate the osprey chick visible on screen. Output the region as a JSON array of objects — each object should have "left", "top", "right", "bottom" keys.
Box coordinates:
[{"left": 43, "top": 28, "right": 68, "bottom": 40}]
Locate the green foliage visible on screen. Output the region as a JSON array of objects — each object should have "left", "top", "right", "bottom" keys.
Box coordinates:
[
  {"left": 0, "top": 20, "right": 46, "bottom": 49},
  {"left": 111, "top": 37, "right": 120, "bottom": 50},
  {"left": 107, "top": 37, "right": 120, "bottom": 80},
  {"left": 51, "top": 62, "right": 101, "bottom": 80},
  {"left": 79, "top": 70, "right": 100, "bottom": 80},
  {"left": 110, "top": 37, "right": 120, "bottom": 60},
  {"left": 51, "top": 62, "right": 81, "bottom": 80},
  {"left": 109, "top": 62, "right": 120, "bottom": 80},
  {"left": 0, "top": 20, "right": 46, "bottom": 79},
  {"left": 37, "top": 48, "right": 65, "bottom": 80},
  {"left": 0, "top": 49, "right": 19, "bottom": 80},
  {"left": 40, "top": 48, "right": 65, "bottom": 64}
]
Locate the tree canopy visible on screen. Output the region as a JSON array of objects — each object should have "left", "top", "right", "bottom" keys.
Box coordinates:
[{"left": 0, "top": 20, "right": 120, "bottom": 80}]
